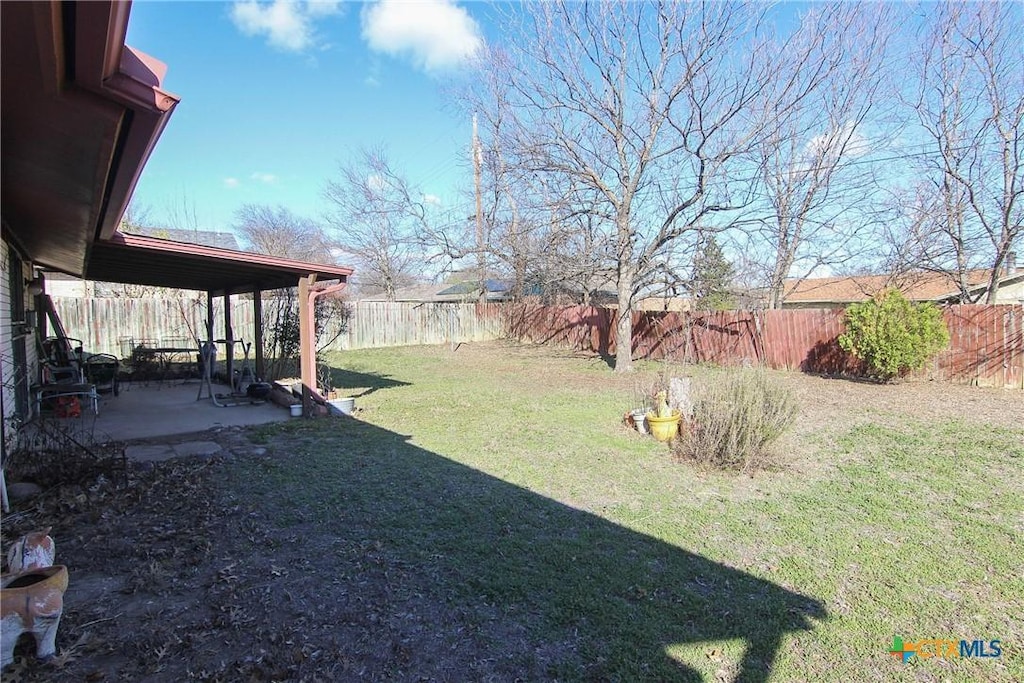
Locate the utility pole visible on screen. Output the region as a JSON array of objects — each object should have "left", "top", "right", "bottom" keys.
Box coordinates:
[{"left": 473, "top": 112, "right": 485, "bottom": 295}]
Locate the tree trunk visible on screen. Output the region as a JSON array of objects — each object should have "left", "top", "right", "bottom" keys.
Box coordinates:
[
  {"left": 985, "top": 264, "right": 1002, "bottom": 304},
  {"left": 614, "top": 268, "right": 634, "bottom": 372}
]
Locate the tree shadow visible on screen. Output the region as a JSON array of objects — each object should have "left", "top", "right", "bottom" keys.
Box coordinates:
[
  {"left": 259, "top": 418, "right": 828, "bottom": 681},
  {"left": 504, "top": 302, "right": 616, "bottom": 367}
]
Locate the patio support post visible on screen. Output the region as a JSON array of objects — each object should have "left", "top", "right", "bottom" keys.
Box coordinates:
[
  {"left": 223, "top": 288, "right": 234, "bottom": 390},
  {"left": 299, "top": 275, "right": 348, "bottom": 417},
  {"left": 298, "top": 275, "right": 315, "bottom": 416},
  {"left": 253, "top": 286, "right": 264, "bottom": 381},
  {"left": 205, "top": 291, "right": 214, "bottom": 347}
]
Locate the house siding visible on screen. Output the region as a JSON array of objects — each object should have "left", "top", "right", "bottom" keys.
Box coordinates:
[
  {"left": 1, "top": 237, "right": 12, "bottom": 432},
  {"left": 1, "top": 237, "right": 39, "bottom": 439},
  {"left": 994, "top": 278, "right": 1024, "bottom": 304}
]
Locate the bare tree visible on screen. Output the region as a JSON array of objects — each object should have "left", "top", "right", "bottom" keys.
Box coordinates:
[
  {"left": 110, "top": 200, "right": 200, "bottom": 298},
  {"left": 323, "top": 147, "right": 427, "bottom": 300},
  {"left": 745, "top": 4, "right": 896, "bottom": 308},
  {"left": 163, "top": 192, "right": 202, "bottom": 238},
  {"left": 542, "top": 185, "right": 618, "bottom": 304},
  {"left": 466, "top": 1, "right": 789, "bottom": 371},
  {"left": 478, "top": 141, "right": 615, "bottom": 302},
  {"left": 231, "top": 204, "right": 349, "bottom": 380},
  {"left": 903, "top": 1, "right": 1024, "bottom": 303},
  {"left": 234, "top": 203, "right": 336, "bottom": 263},
  {"left": 119, "top": 201, "right": 152, "bottom": 234},
  {"left": 877, "top": 182, "right": 987, "bottom": 302}
]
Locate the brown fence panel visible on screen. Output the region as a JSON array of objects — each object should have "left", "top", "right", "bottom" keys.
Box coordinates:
[
  {"left": 927, "top": 304, "right": 1024, "bottom": 388},
  {"left": 504, "top": 303, "right": 1024, "bottom": 389}
]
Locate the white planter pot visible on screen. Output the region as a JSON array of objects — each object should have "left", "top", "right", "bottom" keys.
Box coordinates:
[
  {"left": 327, "top": 397, "right": 355, "bottom": 416},
  {"left": 631, "top": 409, "right": 648, "bottom": 434}
]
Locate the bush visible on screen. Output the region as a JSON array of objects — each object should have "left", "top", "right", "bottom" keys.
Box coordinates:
[
  {"left": 674, "top": 370, "right": 797, "bottom": 471},
  {"left": 837, "top": 289, "right": 949, "bottom": 381}
]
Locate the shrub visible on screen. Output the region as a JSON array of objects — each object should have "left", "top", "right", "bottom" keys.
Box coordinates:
[
  {"left": 837, "top": 289, "right": 949, "bottom": 381},
  {"left": 674, "top": 370, "right": 797, "bottom": 471}
]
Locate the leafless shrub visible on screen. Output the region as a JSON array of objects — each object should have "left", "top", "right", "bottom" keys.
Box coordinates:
[{"left": 674, "top": 370, "right": 797, "bottom": 471}]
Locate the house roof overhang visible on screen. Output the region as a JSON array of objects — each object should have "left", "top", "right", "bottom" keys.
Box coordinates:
[
  {"left": 85, "top": 233, "right": 354, "bottom": 296},
  {"left": 1, "top": 1, "right": 179, "bottom": 275}
]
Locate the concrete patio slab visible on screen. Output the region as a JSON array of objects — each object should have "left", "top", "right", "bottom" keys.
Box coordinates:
[
  {"left": 92, "top": 380, "right": 290, "bottom": 441},
  {"left": 171, "top": 441, "right": 222, "bottom": 458},
  {"left": 124, "top": 444, "right": 176, "bottom": 462}
]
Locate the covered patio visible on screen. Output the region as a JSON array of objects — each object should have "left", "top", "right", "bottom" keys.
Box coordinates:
[{"left": 78, "top": 230, "right": 354, "bottom": 418}]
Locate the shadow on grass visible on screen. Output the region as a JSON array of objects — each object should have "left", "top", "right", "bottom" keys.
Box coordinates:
[
  {"left": 320, "top": 366, "right": 411, "bottom": 398},
  {"left": 251, "top": 418, "right": 826, "bottom": 681}
]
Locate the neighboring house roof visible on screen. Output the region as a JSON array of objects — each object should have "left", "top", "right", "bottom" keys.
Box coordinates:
[
  {"left": 361, "top": 280, "right": 514, "bottom": 303},
  {"left": 636, "top": 297, "right": 692, "bottom": 312},
  {"left": 436, "top": 279, "right": 511, "bottom": 299},
  {"left": 783, "top": 269, "right": 1019, "bottom": 305},
  {"left": 129, "top": 227, "right": 240, "bottom": 251},
  {"left": 360, "top": 284, "right": 450, "bottom": 302}
]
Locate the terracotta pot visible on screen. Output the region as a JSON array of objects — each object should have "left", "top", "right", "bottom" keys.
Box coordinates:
[{"left": 1, "top": 565, "right": 69, "bottom": 667}]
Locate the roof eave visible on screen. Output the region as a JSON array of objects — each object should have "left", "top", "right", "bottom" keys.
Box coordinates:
[
  {"left": 65, "top": 1, "right": 181, "bottom": 243},
  {"left": 107, "top": 233, "right": 355, "bottom": 276}
]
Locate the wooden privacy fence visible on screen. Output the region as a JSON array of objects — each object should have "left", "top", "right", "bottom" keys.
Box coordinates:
[
  {"left": 51, "top": 297, "right": 505, "bottom": 357},
  {"left": 336, "top": 301, "right": 503, "bottom": 350},
  {"left": 49, "top": 298, "right": 1024, "bottom": 388},
  {"left": 503, "top": 303, "right": 1024, "bottom": 389}
]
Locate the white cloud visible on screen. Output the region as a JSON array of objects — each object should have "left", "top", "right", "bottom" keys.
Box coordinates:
[
  {"left": 230, "top": 1, "right": 342, "bottom": 53},
  {"left": 364, "top": 75, "right": 381, "bottom": 87},
  {"left": 806, "top": 121, "right": 872, "bottom": 162},
  {"left": 250, "top": 172, "right": 278, "bottom": 184},
  {"left": 361, "top": 0, "right": 482, "bottom": 73},
  {"left": 423, "top": 193, "right": 442, "bottom": 206},
  {"left": 306, "top": 0, "right": 342, "bottom": 18},
  {"left": 224, "top": 177, "right": 240, "bottom": 188}
]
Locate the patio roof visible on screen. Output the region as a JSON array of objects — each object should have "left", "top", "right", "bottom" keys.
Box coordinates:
[{"left": 85, "top": 233, "right": 353, "bottom": 296}]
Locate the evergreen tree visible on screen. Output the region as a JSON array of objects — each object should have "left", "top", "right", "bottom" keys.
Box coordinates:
[{"left": 690, "top": 235, "right": 735, "bottom": 310}]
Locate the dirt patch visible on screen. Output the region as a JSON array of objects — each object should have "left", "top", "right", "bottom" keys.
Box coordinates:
[{"left": 1, "top": 427, "right": 539, "bottom": 682}]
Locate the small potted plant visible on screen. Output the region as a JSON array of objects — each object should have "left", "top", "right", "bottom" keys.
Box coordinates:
[
  {"left": 626, "top": 378, "right": 657, "bottom": 434},
  {"left": 646, "top": 390, "right": 681, "bottom": 442}
]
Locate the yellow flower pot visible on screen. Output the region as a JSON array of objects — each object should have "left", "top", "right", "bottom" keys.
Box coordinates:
[{"left": 646, "top": 411, "right": 681, "bottom": 442}]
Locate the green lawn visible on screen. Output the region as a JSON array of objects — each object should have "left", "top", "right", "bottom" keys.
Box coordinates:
[{"left": 241, "top": 342, "right": 1022, "bottom": 682}]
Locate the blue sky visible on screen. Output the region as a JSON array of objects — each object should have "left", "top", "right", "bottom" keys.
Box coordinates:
[{"left": 126, "top": 0, "right": 490, "bottom": 237}]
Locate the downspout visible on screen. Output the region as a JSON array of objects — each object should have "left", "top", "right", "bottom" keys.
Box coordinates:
[
  {"left": 1, "top": 357, "right": 9, "bottom": 513},
  {"left": 299, "top": 276, "right": 348, "bottom": 416}
]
